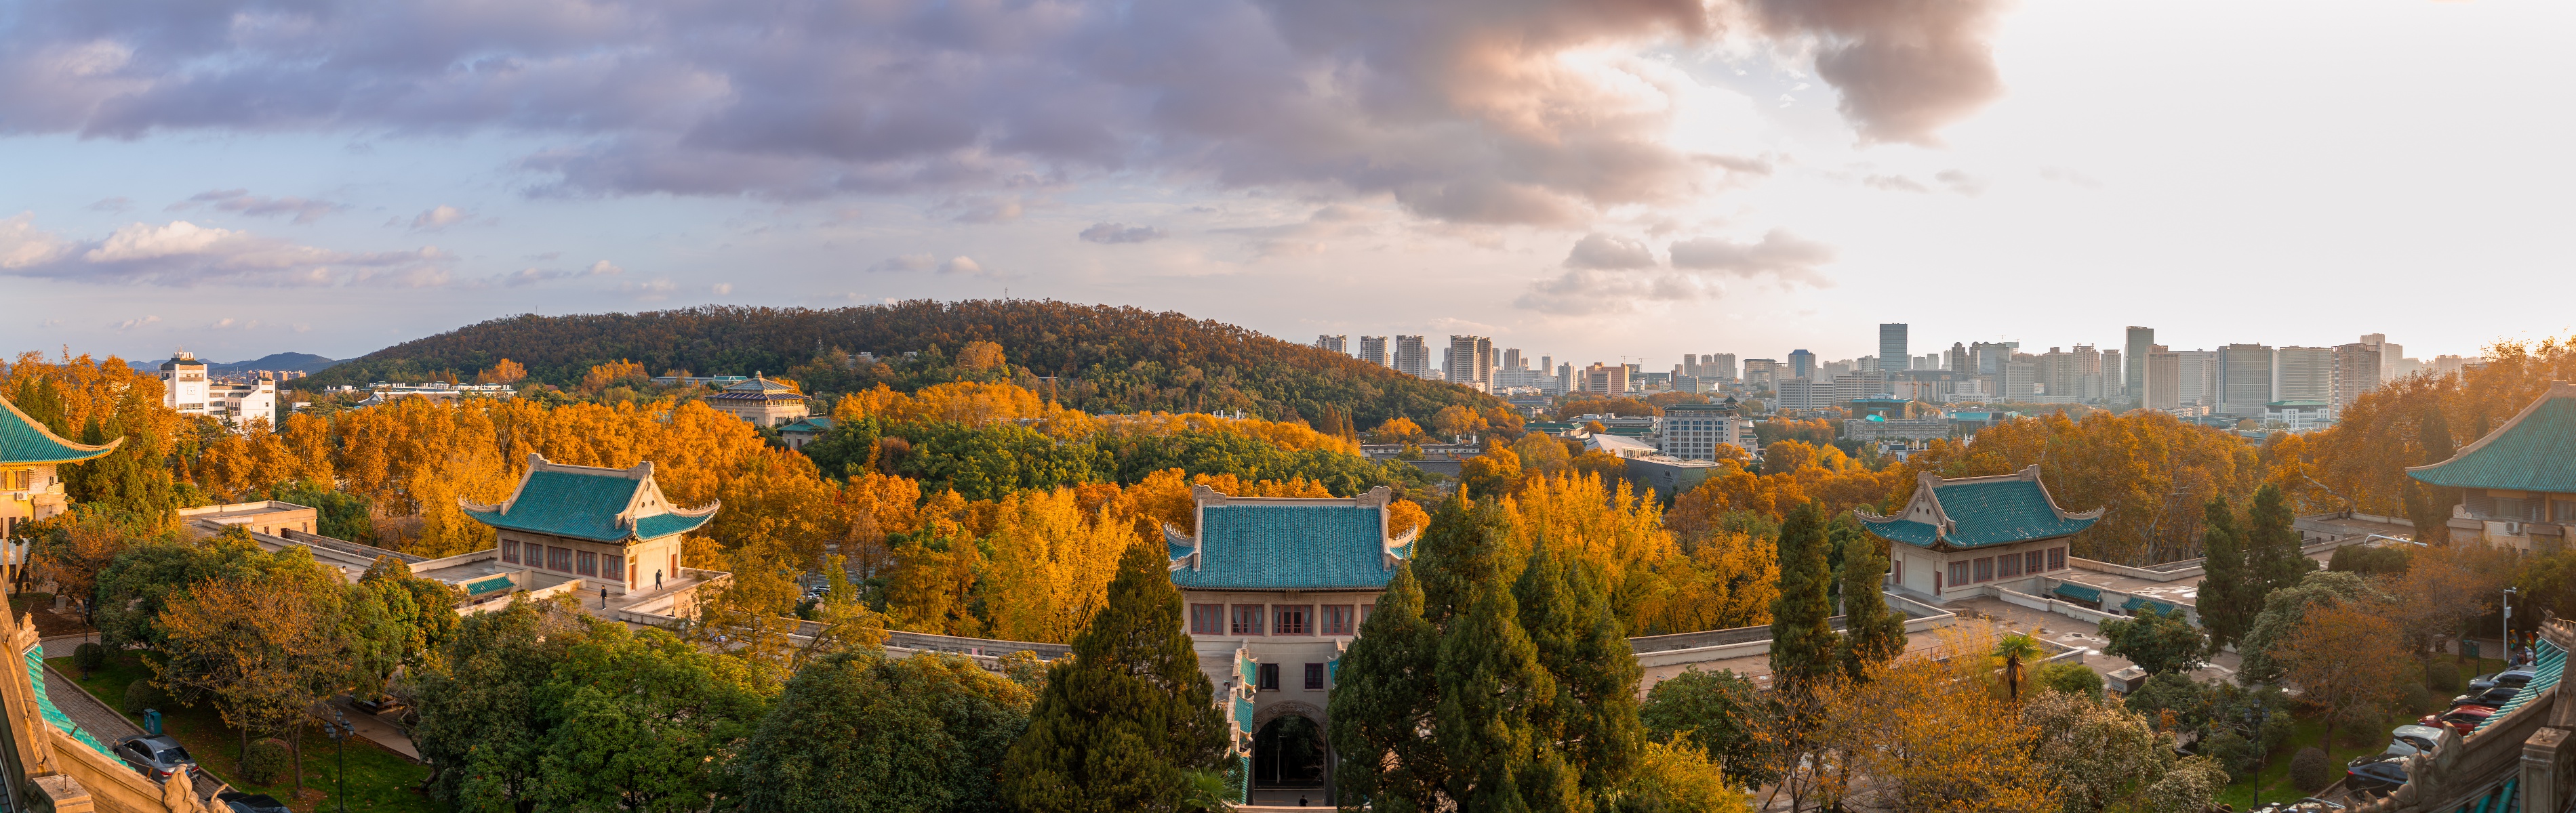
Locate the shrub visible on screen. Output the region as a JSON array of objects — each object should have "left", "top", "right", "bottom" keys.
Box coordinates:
[
  {"left": 2200, "top": 730, "right": 2261, "bottom": 782},
  {"left": 70, "top": 642, "right": 108, "bottom": 677},
  {"left": 119, "top": 680, "right": 171, "bottom": 715},
  {"left": 241, "top": 738, "right": 292, "bottom": 785},
  {"left": 2291, "top": 747, "right": 2333, "bottom": 793},
  {"left": 2034, "top": 661, "right": 2104, "bottom": 699},
  {"left": 2429, "top": 660, "right": 2462, "bottom": 692}
]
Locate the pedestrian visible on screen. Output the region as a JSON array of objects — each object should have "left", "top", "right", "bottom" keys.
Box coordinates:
[
  {"left": 655, "top": 569, "right": 663, "bottom": 588},
  {"left": 600, "top": 587, "right": 609, "bottom": 608}
]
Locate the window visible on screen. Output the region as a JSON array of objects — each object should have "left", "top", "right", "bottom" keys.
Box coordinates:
[
  {"left": 1257, "top": 663, "right": 1281, "bottom": 691},
  {"left": 1973, "top": 557, "right": 1994, "bottom": 583},
  {"left": 1274, "top": 605, "right": 1311, "bottom": 635},
  {"left": 1304, "top": 663, "right": 1326, "bottom": 690},
  {"left": 1232, "top": 605, "right": 1266, "bottom": 635},
  {"left": 548, "top": 546, "right": 573, "bottom": 571},
  {"left": 1893, "top": 558, "right": 1903, "bottom": 585},
  {"left": 605, "top": 554, "right": 623, "bottom": 579},
  {"left": 1192, "top": 604, "right": 1225, "bottom": 635},
  {"left": 502, "top": 540, "right": 520, "bottom": 564},
  {"left": 1361, "top": 604, "right": 1373, "bottom": 625},
  {"left": 2048, "top": 547, "right": 2067, "bottom": 571},
  {"left": 1998, "top": 552, "right": 2021, "bottom": 579},
  {"left": 1322, "top": 605, "right": 1355, "bottom": 635},
  {"left": 1948, "top": 561, "right": 1971, "bottom": 588},
  {"left": 578, "top": 551, "right": 598, "bottom": 577},
  {"left": 1, "top": 470, "right": 27, "bottom": 491},
  {"left": 2026, "top": 550, "right": 2045, "bottom": 576},
  {"left": 2558, "top": 501, "right": 2576, "bottom": 523},
  {"left": 2495, "top": 497, "right": 2535, "bottom": 521}
]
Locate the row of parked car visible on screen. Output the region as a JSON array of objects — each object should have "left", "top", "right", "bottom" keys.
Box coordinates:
[
  {"left": 108, "top": 734, "right": 289, "bottom": 813},
  {"left": 2339, "top": 669, "right": 2542, "bottom": 795}
]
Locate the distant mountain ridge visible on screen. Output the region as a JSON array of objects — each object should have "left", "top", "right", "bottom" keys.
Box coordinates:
[
  {"left": 125, "top": 352, "right": 340, "bottom": 374},
  {"left": 301, "top": 301, "right": 1498, "bottom": 426}
]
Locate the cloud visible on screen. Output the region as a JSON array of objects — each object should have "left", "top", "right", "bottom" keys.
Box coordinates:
[
  {"left": 172, "top": 189, "right": 346, "bottom": 224},
  {"left": 711, "top": 283, "right": 733, "bottom": 295},
  {"left": 0, "top": 0, "right": 2001, "bottom": 224},
  {"left": 1934, "top": 169, "right": 1985, "bottom": 195},
  {"left": 0, "top": 213, "right": 454, "bottom": 287},
  {"left": 87, "top": 197, "right": 134, "bottom": 213},
  {"left": 409, "top": 205, "right": 479, "bottom": 230},
  {"left": 488, "top": 259, "right": 624, "bottom": 287},
  {"left": 1513, "top": 267, "right": 1723, "bottom": 316},
  {"left": 1079, "top": 223, "right": 1167, "bottom": 244},
  {"left": 868, "top": 253, "right": 940, "bottom": 274},
  {"left": 1563, "top": 233, "right": 1657, "bottom": 270},
  {"left": 941, "top": 195, "right": 1028, "bottom": 224},
  {"left": 1668, "top": 230, "right": 1836, "bottom": 285},
  {"left": 1863, "top": 174, "right": 1931, "bottom": 194},
  {"left": 112, "top": 315, "right": 161, "bottom": 331},
  {"left": 938, "top": 256, "right": 988, "bottom": 276}
]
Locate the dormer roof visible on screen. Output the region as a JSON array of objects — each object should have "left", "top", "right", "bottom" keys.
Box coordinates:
[
  {"left": 460, "top": 453, "right": 719, "bottom": 544},
  {"left": 1856, "top": 464, "right": 2101, "bottom": 551},
  {"left": 2409, "top": 382, "right": 2576, "bottom": 493},
  {"left": 0, "top": 396, "right": 121, "bottom": 466},
  {"left": 1168, "top": 486, "right": 1415, "bottom": 591}
]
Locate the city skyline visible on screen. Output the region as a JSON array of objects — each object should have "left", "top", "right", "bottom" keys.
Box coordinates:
[{"left": 4, "top": 0, "right": 2569, "bottom": 367}]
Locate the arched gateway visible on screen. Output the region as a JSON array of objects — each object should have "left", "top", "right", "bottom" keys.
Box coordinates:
[{"left": 1166, "top": 485, "right": 1417, "bottom": 805}]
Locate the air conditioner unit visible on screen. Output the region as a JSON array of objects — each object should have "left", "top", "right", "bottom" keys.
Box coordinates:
[{"left": 2503, "top": 522, "right": 2524, "bottom": 536}]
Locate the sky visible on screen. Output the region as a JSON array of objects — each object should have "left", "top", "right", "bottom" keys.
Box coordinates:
[{"left": 3, "top": 0, "right": 2571, "bottom": 370}]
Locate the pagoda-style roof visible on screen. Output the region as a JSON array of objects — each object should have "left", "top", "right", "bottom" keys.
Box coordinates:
[
  {"left": 1857, "top": 465, "right": 2101, "bottom": 551},
  {"left": 710, "top": 373, "right": 808, "bottom": 402},
  {"left": 2409, "top": 382, "right": 2576, "bottom": 493},
  {"left": 1168, "top": 486, "right": 1415, "bottom": 591},
  {"left": 0, "top": 395, "right": 120, "bottom": 466},
  {"left": 461, "top": 454, "right": 718, "bottom": 543}
]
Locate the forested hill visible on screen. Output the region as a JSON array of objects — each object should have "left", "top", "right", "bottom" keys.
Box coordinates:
[{"left": 300, "top": 301, "right": 1500, "bottom": 425}]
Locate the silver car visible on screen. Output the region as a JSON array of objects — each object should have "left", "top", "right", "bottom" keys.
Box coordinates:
[{"left": 112, "top": 734, "right": 196, "bottom": 783}]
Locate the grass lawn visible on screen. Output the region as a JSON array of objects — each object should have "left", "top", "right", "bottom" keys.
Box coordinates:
[
  {"left": 2212, "top": 656, "right": 2512, "bottom": 808},
  {"left": 48, "top": 652, "right": 440, "bottom": 813}
]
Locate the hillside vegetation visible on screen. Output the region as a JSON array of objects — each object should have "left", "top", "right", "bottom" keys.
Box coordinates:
[{"left": 301, "top": 301, "right": 1495, "bottom": 426}]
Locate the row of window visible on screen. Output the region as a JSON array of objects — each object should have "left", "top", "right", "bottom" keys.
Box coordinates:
[
  {"left": 1190, "top": 604, "right": 1368, "bottom": 637},
  {"left": 502, "top": 539, "right": 624, "bottom": 579},
  {"left": 1935, "top": 547, "right": 2067, "bottom": 588},
  {"left": 1248, "top": 662, "right": 1329, "bottom": 692}
]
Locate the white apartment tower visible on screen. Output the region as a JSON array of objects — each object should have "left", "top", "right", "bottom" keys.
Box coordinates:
[
  {"left": 1444, "top": 335, "right": 1493, "bottom": 391},
  {"left": 1359, "top": 336, "right": 1390, "bottom": 367},
  {"left": 160, "top": 351, "right": 278, "bottom": 432},
  {"left": 159, "top": 351, "right": 211, "bottom": 416},
  {"left": 1314, "top": 335, "right": 1348, "bottom": 354},
  {"left": 2274, "top": 346, "right": 2334, "bottom": 404},
  {"left": 1393, "top": 336, "right": 1432, "bottom": 379}
]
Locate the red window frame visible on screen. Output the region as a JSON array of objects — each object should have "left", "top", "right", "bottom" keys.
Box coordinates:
[
  {"left": 548, "top": 546, "right": 573, "bottom": 571},
  {"left": 1274, "top": 605, "right": 1312, "bottom": 636},
  {"left": 1948, "top": 561, "right": 1970, "bottom": 589},
  {"left": 1973, "top": 557, "right": 1994, "bottom": 583},
  {"left": 578, "top": 550, "right": 599, "bottom": 577},
  {"left": 1190, "top": 604, "right": 1225, "bottom": 635},
  {"left": 1321, "top": 605, "right": 1355, "bottom": 635},
  {"left": 2049, "top": 547, "right": 2068, "bottom": 571},
  {"left": 502, "top": 539, "right": 520, "bottom": 564},
  {"left": 1304, "top": 663, "right": 1326, "bottom": 690},
  {"left": 2026, "top": 550, "right": 2045, "bottom": 575},
  {"left": 1998, "top": 552, "right": 2022, "bottom": 579},
  {"left": 1232, "top": 604, "right": 1266, "bottom": 635}
]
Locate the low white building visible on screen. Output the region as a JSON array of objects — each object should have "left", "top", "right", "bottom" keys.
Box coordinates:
[{"left": 157, "top": 352, "right": 279, "bottom": 432}]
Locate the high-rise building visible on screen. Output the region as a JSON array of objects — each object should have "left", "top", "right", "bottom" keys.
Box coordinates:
[
  {"left": 1706, "top": 353, "right": 1737, "bottom": 380},
  {"left": 2435, "top": 355, "right": 2468, "bottom": 377},
  {"left": 2274, "top": 346, "right": 2333, "bottom": 404},
  {"left": 1582, "top": 362, "right": 1630, "bottom": 394},
  {"left": 1393, "top": 336, "right": 1431, "bottom": 379},
  {"left": 2218, "top": 343, "right": 2275, "bottom": 417},
  {"left": 1948, "top": 343, "right": 1970, "bottom": 375},
  {"left": 2333, "top": 343, "right": 2383, "bottom": 409},
  {"left": 2125, "top": 326, "right": 2154, "bottom": 402},
  {"left": 2146, "top": 348, "right": 2181, "bottom": 411},
  {"left": 1742, "top": 358, "right": 1777, "bottom": 385},
  {"left": 1503, "top": 349, "right": 1525, "bottom": 372},
  {"left": 1788, "top": 349, "right": 1815, "bottom": 379},
  {"left": 2101, "top": 350, "right": 2123, "bottom": 397},
  {"left": 1359, "top": 336, "right": 1390, "bottom": 367},
  {"left": 2004, "top": 358, "right": 2038, "bottom": 400},
  {"left": 1315, "top": 335, "right": 1348, "bottom": 354},
  {"left": 2359, "top": 334, "right": 2403, "bottom": 382},
  {"left": 2175, "top": 350, "right": 2217, "bottom": 408},
  {"left": 1917, "top": 353, "right": 1943, "bottom": 371},
  {"left": 1661, "top": 402, "right": 1750, "bottom": 461},
  {"left": 1878, "top": 324, "right": 1908, "bottom": 372},
  {"left": 1970, "top": 342, "right": 2013, "bottom": 375},
  {"left": 1556, "top": 362, "right": 1574, "bottom": 394},
  {"left": 1776, "top": 377, "right": 1817, "bottom": 411},
  {"left": 1444, "top": 335, "right": 1493, "bottom": 391}
]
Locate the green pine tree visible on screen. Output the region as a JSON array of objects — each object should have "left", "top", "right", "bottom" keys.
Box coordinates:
[
  {"left": 1420, "top": 495, "right": 1580, "bottom": 812},
  {"left": 1769, "top": 503, "right": 1840, "bottom": 694},
  {"left": 2245, "top": 484, "right": 2310, "bottom": 594},
  {"left": 1833, "top": 533, "right": 1905, "bottom": 682},
  {"left": 2194, "top": 498, "right": 2253, "bottom": 651},
  {"left": 1329, "top": 564, "right": 1445, "bottom": 812},
  {"left": 999, "top": 542, "right": 1229, "bottom": 813},
  {"left": 1515, "top": 537, "right": 1643, "bottom": 801}
]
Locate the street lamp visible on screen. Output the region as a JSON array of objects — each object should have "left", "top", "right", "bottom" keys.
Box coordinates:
[
  {"left": 2503, "top": 587, "right": 2520, "bottom": 667},
  {"left": 326, "top": 711, "right": 353, "bottom": 813}
]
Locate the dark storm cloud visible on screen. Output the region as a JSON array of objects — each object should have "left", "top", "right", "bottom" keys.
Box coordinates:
[{"left": 0, "top": 0, "right": 2003, "bottom": 219}]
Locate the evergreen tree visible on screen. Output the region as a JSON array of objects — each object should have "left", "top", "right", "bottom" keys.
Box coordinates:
[
  {"left": 2245, "top": 484, "right": 2311, "bottom": 594},
  {"left": 999, "top": 542, "right": 1229, "bottom": 812},
  {"left": 1515, "top": 537, "right": 1643, "bottom": 802},
  {"left": 2194, "top": 498, "right": 2252, "bottom": 650},
  {"left": 1329, "top": 565, "right": 1444, "bottom": 812},
  {"left": 1833, "top": 533, "right": 1905, "bottom": 682},
  {"left": 1768, "top": 503, "right": 1839, "bottom": 693},
  {"left": 737, "top": 650, "right": 1033, "bottom": 813},
  {"left": 1432, "top": 509, "right": 1577, "bottom": 813}
]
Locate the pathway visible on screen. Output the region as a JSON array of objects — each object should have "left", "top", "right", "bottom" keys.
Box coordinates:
[
  {"left": 321, "top": 695, "right": 421, "bottom": 762},
  {"left": 39, "top": 663, "right": 144, "bottom": 745}
]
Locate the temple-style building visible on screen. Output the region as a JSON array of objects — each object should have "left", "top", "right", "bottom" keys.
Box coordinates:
[
  {"left": 461, "top": 454, "right": 719, "bottom": 597},
  {"left": 707, "top": 373, "right": 811, "bottom": 428},
  {"left": 2410, "top": 381, "right": 2576, "bottom": 554},
  {"left": 0, "top": 396, "right": 120, "bottom": 541},
  {"left": 1858, "top": 465, "right": 2101, "bottom": 602},
  {"left": 1167, "top": 485, "right": 1416, "bottom": 801}
]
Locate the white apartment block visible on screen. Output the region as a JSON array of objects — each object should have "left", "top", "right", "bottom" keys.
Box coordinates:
[
  {"left": 158, "top": 352, "right": 279, "bottom": 432},
  {"left": 1659, "top": 403, "right": 1753, "bottom": 461}
]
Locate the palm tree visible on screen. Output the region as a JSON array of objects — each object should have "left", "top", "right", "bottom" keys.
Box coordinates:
[{"left": 1996, "top": 631, "right": 2044, "bottom": 701}]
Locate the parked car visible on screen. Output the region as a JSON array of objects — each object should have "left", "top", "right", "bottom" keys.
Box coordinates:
[
  {"left": 353, "top": 694, "right": 407, "bottom": 715},
  {"left": 2421, "top": 705, "right": 2498, "bottom": 736},
  {"left": 217, "top": 791, "right": 292, "bottom": 813},
  {"left": 2346, "top": 752, "right": 2410, "bottom": 793},
  {"left": 2388, "top": 724, "right": 2447, "bottom": 755},
  {"left": 2469, "top": 669, "right": 2537, "bottom": 692},
  {"left": 2247, "top": 799, "right": 2346, "bottom": 813},
  {"left": 2452, "top": 686, "right": 2520, "bottom": 707},
  {"left": 113, "top": 735, "right": 197, "bottom": 783}
]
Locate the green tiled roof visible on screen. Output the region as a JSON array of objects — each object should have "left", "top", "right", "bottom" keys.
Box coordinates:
[
  {"left": 0, "top": 396, "right": 120, "bottom": 465},
  {"left": 1171, "top": 505, "right": 1396, "bottom": 590},
  {"left": 463, "top": 468, "right": 714, "bottom": 543},
  {"left": 25, "top": 646, "right": 115, "bottom": 758},
  {"left": 779, "top": 417, "right": 835, "bottom": 434},
  {"left": 2411, "top": 385, "right": 2576, "bottom": 492},
  {"left": 2122, "top": 596, "right": 2177, "bottom": 617},
  {"left": 713, "top": 375, "right": 807, "bottom": 402},
  {"left": 1860, "top": 475, "right": 2099, "bottom": 549},
  {"left": 465, "top": 576, "right": 513, "bottom": 596},
  {"left": 2471, "top": 636, "right": 2560, "bottom": 736},
  {"left": 2053, "top": 583, "right": 2103, "bottom": 603}
]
